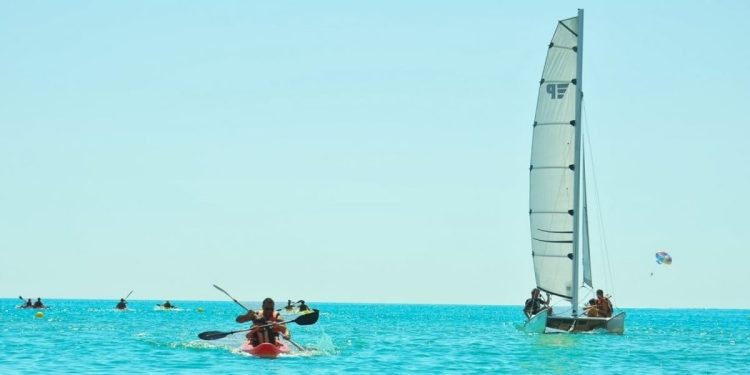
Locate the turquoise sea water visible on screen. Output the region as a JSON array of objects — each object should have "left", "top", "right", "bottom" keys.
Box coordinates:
[{"left": 1, "top": 299, "right": 748, "bottom": 374}]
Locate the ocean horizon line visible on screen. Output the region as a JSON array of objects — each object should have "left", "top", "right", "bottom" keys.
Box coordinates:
[{"left": 3, "top": 296, "right": 748, "bottom": 310}]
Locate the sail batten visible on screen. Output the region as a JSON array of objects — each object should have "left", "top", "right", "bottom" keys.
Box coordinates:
[
  {"left": 530, "top": 165, "right": 571, "bottom": 169},
  {"left": 537, "top": 229, "right": 573, "bottom": 234}
]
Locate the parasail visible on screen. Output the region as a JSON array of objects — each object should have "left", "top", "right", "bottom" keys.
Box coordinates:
[{"left": 655, "top": 251, "right": 672, "bottom": 265}]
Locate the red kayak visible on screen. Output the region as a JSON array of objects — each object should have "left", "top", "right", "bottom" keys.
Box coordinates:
[{"left": 240, "top": 341, "right": 289, "bottom": 358}]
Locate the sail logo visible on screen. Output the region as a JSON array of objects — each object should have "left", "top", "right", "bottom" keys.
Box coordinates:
[{"left": 546, "top": 83, "right": 569, "bottom": 99}]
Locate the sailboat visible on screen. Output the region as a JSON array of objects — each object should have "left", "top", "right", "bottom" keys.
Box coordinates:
[{"left": 525, "top": 9, "right": 625, "bottom": 333}]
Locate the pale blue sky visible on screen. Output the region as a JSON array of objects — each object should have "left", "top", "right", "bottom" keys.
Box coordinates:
[{"left": 1, "top": 1, "right": 748, "bottom": 308}]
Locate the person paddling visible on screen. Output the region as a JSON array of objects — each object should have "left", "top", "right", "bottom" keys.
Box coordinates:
[
  {"left": 116, "top": 298, "right": 127, "bottom": 310},
  {"left": 297, "top": 300, "right": 310, "bottom": 312},
  {"left": 284, "top": 300, "right": 295, "bottom": 312},
  {"left": 236, "top": 298, "right": 291, "bottom": 347},
  {"left": 33, "top": 298, "right": 45, "bottom": 309},
  {"left": 21, "top": 298, "right": 33, "bottom": 308},
  {"left": 161, "top": 300, "right": 174, "bottom": 309}
]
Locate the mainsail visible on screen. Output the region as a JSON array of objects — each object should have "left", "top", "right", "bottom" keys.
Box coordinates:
[{"left": 528, "top": 15, "right": 583, "bottom": 300}]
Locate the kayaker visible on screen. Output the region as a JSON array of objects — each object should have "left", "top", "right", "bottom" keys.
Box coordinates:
[
  {"left": 284, "top": 300, "right": 295, "bottom": 312},
  {"left": 33, "top": 298, "right": 45, "bottom": 309},
  {"left": 236, "top": 298, "right": 291, "bottom": 347},
  {"left": 21, "top": 298, "right": 33, "bottom": 308},
  {"left": 116, "top": 298, "right": 127, "bottom": 310},
  {"left": 162, "top": 301, "right": 174, "bottom": 309},
  {"left": 297, "top": 300, "right": 310, "bottom": 312},
  {"left": 523, "top": 288, "right": 550, "bottom": 318},
  {"left": 595, "top": 289, "right": 613, "bottom": 317}
]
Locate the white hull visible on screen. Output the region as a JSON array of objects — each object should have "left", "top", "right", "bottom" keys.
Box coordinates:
[
  {"left": 544, "top": 311, "right": 626, "bottom": 334},
  {"left": 523, "top": 308, "right": 549, "bottom": 334}
]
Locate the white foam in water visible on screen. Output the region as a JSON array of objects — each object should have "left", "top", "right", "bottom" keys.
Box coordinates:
[{"left": 298, "top": 333, "right": 338, "bottom": 356}]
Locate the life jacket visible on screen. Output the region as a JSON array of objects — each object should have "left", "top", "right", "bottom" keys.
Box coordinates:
[
  {"left": 250, "top": 311, "right": 282, "bottom": 346},
  {"left": 596, "top": 297, "right": 613, "bottom": 317},
  {"left": 584, "top": 305, "right": 599, "bottom": 317}
]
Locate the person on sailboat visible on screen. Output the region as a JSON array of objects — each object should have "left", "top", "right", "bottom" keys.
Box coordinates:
[
  {"left": 595, "top": 289, "right": 613, "bottom": 317},
  {"left": 524, "top": 288, "right": 551, "bottom": 318},
  {"left": 116, "top": 298, "right": 127, "bottom": 310},
  {"left": 236, "top": 298, "right": 291, "bottom": 347},
  {"left": 32, "top": 298, "right": 45, "bottom": 308},
  {"left": 584, "top": 298, "right": 599, "bottom": 317}
]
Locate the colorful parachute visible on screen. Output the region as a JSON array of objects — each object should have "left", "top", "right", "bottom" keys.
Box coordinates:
[{"left": 655, "top": 251, "right": 672, "bottom": 265}]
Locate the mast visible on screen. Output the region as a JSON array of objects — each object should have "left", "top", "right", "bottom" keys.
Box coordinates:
[{"left": 571, "top": 8, "right": 584, "bottom": 316}]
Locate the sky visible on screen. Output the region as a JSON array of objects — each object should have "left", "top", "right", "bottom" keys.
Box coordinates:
[{"left": 1, "top": 1, "right": 748, "bottom": 309}]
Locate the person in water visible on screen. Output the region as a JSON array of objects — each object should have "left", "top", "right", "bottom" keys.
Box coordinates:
[
  {"left": 595, "top": 289, "right": 613, "bottom": 317},
  {"left": 584, "top": 298, "right": 599, "bottom": 317},
  {"left": 116, "top": 298, "right": 127, "bottom": 310},
  {"left": 523, "top": 288, "right": 551, "bottom": 318},
  {"left": 297, "top": 300, "right": 310, "bottom": 312},
  {"left": 162, "top": 301, "right": 174, "bottom": 309},
  {"left": 32, "top": 298, "right": 45, "bottom": 308},
  {"left": 21, "top": 298, "right": 33, "bottom": 308},
  {"left": 236, "top": 298, "right": 291, "bottom": 347}
]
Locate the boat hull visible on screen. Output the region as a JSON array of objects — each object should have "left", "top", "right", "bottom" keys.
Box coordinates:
[
  {"left": 523, "top": 308, "right": 549, "bottom": 333},
  {"left": 240, "top": 342, "right": 290, "bottom": 358},
  {"left": 545, "top": 312, "right": 626, "bottom": 333}
]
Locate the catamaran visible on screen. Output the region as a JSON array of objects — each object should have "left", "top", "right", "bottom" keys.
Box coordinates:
[{"left": 525, "top": 9, "right": 625, "bottom": 333}]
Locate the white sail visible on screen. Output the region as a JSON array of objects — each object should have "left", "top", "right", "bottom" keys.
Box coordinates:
[
  {"left": 529, "top": 16, "right": 579, "bottom": 299},
  {"left": 582, "top": 157, "right": 592, "bottom": 288}
]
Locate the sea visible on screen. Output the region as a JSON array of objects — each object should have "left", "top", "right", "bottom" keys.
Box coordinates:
[{"left": 1, "top": 299, "right": 748, "bottom": 374}]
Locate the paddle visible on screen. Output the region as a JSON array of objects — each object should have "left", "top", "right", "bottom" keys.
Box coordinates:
[
  {"left": 283, "top": 336, "right": 306, "bottom": 351},
  {"left": 208, "top": 285, "right": 315, "bottom": 350},
  {"left": 123, "top": 290, "right": 133, "bottom": 301},
  {"left": 198, "top": 309, "right": 320, "bottom": 341},
  {"left": 212, "top": 284, "right": 251, "bottom": 310}
]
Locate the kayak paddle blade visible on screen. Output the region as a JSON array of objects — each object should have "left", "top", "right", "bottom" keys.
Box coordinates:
[
  {"left": 198, "top": 331, "right": 233, "bottom": 340},
  {"left": 294, "top": 309, "right": 320, "bottom": 326}
]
